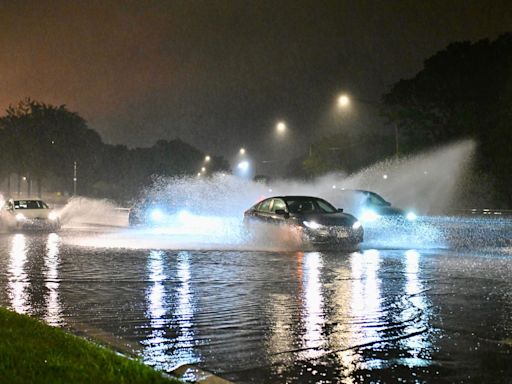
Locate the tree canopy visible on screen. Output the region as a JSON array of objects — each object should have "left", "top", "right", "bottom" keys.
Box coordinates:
[
  {"left": 0, "top": 99, "right": 229, "bottom": 201},
  {"left": 298, "top": 33, "right": 511, "bottom": 206},
  {"left": 382, "top": 33, "right": 512, "bottom": 205},
  {"left": 0, "top": 99, "right": 103, "bottom": 196}
]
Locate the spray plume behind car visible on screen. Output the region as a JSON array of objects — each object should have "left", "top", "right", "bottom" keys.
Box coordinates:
[{"left": 64, "top": 140, "right": 474, "bottom": 250}]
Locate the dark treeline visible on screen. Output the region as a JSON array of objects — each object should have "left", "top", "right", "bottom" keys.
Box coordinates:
[
  {"left": 0, "top": 99, "right": 229, "bottom": 202},
  {"left": 382, "top": 33, "right": 512, "bottom": 207},
  {"left": 2, "top": 34, "right": 511, "bottom": 207},
  {"left": 303, "top": 33, "right": 512, "bottom": 207}
]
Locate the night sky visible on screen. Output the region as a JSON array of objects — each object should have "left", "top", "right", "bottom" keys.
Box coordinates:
[{"left": 1, "top": 0, "right": 511, "bottom": 171}]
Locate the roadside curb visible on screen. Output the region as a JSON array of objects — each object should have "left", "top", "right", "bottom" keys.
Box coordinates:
[
  {"left": 68, "top": 320, "right": 234, "bottom": 383},
  {"left": 172, "top": 365, "right": 234, "bottom": 384}
]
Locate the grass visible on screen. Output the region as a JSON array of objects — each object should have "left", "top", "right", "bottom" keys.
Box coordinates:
[{"left": 0, "top": 307, "right": 180, "bottom": 384}]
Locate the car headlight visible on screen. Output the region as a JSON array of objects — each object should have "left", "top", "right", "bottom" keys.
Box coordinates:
[
  {"left": 178, "top": 210, "right": 192, "bottom": 223},
  {"left": 150, "top": 208, "right": 164, "bottom": 222},
  {"left": 406, "top": 211, "right": 417, "bottom": 221},
  {"left": 303, "top": 220, "right": 323, "bottom": 230},
  {"left": 361, "top": 209, "right": 379, "bottom": 222},
  {"left": 15, "top": 213, "right": 26, "bottom": 221},
  {"left": 48, "top": 212, "right": 59, "bottom": 221},
  {"left": 352, "top": 220, "right": 362, "bottom": 230}
]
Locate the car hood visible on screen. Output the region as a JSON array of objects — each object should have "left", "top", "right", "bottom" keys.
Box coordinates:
[
  {"left": 293, "top": 212, "right": 358, "bottom": 226},
  {"left": 14, "top": 208, "right": 51, "bottom": 219}
]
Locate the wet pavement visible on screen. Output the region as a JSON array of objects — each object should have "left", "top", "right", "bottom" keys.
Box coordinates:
[{"left": 0, "top": 217, "right": 511, "bottom": 383}]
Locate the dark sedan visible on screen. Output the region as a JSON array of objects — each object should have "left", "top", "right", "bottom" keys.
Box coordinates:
[
  {"left": 333, "top": 189, "right": 417, "bottom": 223},
  {"left": 244, "top": 195, "right": 363, "bottom": 248}
]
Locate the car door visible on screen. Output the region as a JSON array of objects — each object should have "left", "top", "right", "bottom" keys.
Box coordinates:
[
  {"left": 269, "top": 198, "right": 288, "bottom": 224},
  {"left": 248, "top": 198, "right": 273, "bottom": 223},
  {"left": 256, "top": 198, "right": 275, "bottom": 223}
]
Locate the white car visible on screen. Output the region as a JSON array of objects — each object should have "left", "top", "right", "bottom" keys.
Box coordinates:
[{"left": 3, "top": 199, "right": 61, "bottom": 231}]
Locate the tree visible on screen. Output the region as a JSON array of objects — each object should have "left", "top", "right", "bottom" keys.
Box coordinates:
[
  {"left": 382, "top": 33, "right": 512, "bottom": 206},
  {"left": 0, "top": 99, "right": 103, "bottom": 196},
  {"left": 0, "top": 98, "right": 230, "bottom": 202}
]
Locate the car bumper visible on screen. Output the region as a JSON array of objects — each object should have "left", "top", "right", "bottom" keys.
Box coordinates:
[
  {"left": 16, "top": 219, "right": 60, "bottom": 230},
  {"left": 304, "top": 226, "right": 364, "bottom": 246}
]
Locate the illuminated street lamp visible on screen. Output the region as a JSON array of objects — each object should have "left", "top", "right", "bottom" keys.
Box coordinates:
[
  {"left": 237, "top": 160, "right": 250, "bottom": 173},
  {"left": 73, "top": 161, "right": 77, "bottom": 196},
  {"left": 235, "top": 148, "right": 252, "bottom": 178},
  {"left": 337, "top": 94, "right": 350, "bottom": 108},
  {"left": 204, "top": 155, "right": 211, "bottom": 162},
  {"left": 276, "top": 121, "right": 286, "bottom": 135}
]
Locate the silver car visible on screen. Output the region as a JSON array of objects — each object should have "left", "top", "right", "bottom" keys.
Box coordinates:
[{"left": 3, "top": 199, "right": 61, "bottom": 231}]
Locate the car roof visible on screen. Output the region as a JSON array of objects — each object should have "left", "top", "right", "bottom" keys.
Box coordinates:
[
  {"left": 338, "top": 189, "right": 369, "bottom": 193},
  {"left": 13, "top": 199, "right": 46, "bottom": 203},
  {"left": 261, "top": 195, "right": 326, "bottom": 200},
  {"left": 338, "top": 189, "right": 385, "bottom": 196}
]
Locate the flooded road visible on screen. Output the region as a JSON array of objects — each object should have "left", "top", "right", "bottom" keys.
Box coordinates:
[{"left": 0, "top": 217, "right": 511, "bottom": 383}]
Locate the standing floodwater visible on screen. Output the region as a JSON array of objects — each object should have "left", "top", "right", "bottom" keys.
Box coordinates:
[
  {"left": 0, "top": 141, "right": 510, "bottom": 382},
  {"left": 0, "top": 215, "right": 511, "bottom": 383}
]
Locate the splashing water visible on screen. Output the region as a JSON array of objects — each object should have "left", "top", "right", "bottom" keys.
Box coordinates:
[
  {"left": 60, "top": 140, "right": 479, "bottom": 251},
  {"left": 139, "top": 173, "right": 269, "bottom": 217},
  {"left": 301, "top": 139, "right": 476, "bottom": 214},
  {"left": 0, "top": 194, "right": 7, "bottom": 232},
  {"left": 57, "top": 197, "right": 128, "bottom": 228},
  {"left": 342, "top": 139, "right": 475, "bottom": 213}
]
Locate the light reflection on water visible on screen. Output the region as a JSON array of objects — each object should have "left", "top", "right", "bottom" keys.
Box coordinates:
[
  {"left": 351, "top": 249, "right": 382, "bottom": 344},
  {"left": 0, "top": 227, "right": 511, "bottom": 383},
  {"left": 264, "top": 249, "right": 434, "bottom": 381},
  {"left": 1, "top": 237, "right": 434, "bottom": 379},
  {"left": 400, "top": 249, "right": 432, "bottom": 367},
  {"left": 173, "top": 251, "right": 198, "bottom": 365},
  {"left": 44, "top": 233, "right": 62, "bottom": 326},
  {"left": 8, "top": 234, "right": 29, "bottom": 314},
  {"left": 347, "top": 249, "right": 383, "bottom": 370},
  {"left": 142, "top": 250, "right": 199, "bottom": 371},
  {"left": 301, "top": 252, "right": 326, "bottom": 360},
  {"left": 7, "top": 233, "right": 64, "bottom": 323},
  {"left": 142, "top": 250, "right": 169, "bottom": 367}
]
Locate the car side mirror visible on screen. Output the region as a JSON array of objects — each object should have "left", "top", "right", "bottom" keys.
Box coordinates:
[
  {"left": 275, "top": 209, "right": 290, "bottom": 218},
  {"left": 337, "top": 208, "right": 344, "bottom": 213}
]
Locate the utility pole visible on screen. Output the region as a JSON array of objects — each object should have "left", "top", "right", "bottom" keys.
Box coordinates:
[
  {"left": 395, "top": 123, "right": 399, "bottom": 158},
  {"left": 73, "top": 161, "right": 77, "bottom": 196}
]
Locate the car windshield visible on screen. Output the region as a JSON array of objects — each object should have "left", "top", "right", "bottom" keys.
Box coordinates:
[
  {"left": 284, "top": 197, "right": 337, "bottom": 214},
  {"left": 366, "top": 192, "right": 390, "bottom": 206},
  {"left": 14, "top": 200, "right": 48, "bottom": 209},
  {"left": 134, "top": 197, "right": 172, "bottom": 209}
]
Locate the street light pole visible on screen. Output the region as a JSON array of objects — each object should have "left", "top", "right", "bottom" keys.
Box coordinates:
[
  {"left": 73, "top": 161, "right": 77, "bottom": 196},
  {"left": 337, "top": 93, "right": 400, "bottom": 158},
  {"left": 395, "top": 123, "right": 399, "bottom": 158}
]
